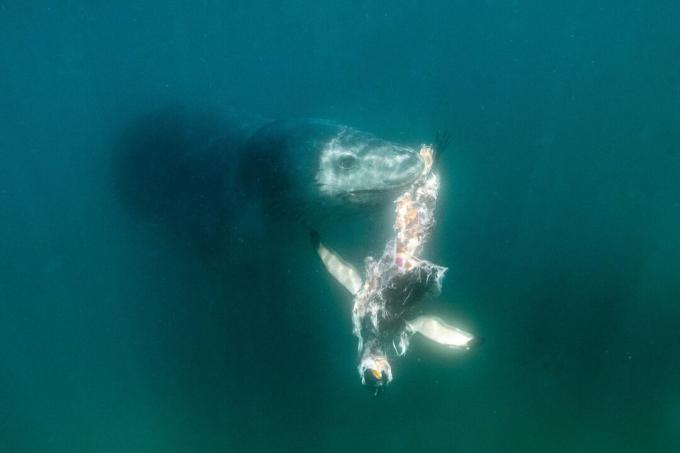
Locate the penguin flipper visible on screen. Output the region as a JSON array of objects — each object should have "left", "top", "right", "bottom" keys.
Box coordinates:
[
  {"left": 310, "top": 230, "right": 363, "bottom": 295},
  {"left": 406, "top": 315, "right": 477, "bottom": 349}
]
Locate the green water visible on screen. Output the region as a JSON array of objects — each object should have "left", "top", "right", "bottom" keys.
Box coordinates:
[{"left": 1, "top": 1, "right": 679, "bottom": 451}]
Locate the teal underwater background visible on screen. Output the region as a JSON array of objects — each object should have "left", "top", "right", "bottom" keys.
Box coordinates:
[{"left": 1, "top": 1, "right": 679, "bottom": 451}]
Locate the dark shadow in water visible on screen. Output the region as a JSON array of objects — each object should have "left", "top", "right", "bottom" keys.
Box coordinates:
[{"left": 112, "top": 105, "right": 333, "bottom": 447}]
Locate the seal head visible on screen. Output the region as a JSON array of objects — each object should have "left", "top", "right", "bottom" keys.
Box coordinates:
[{"left": 239, "top": 119, "right": 424, "bottom": 224}]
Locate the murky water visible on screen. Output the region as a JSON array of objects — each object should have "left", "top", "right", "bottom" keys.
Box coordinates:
[{"left": 1, "top": 2, "right": 679, "bottom": 451}]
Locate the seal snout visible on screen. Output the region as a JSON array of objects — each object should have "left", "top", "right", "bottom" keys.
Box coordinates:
[{"left": 382, "top": 149, "right": 425, "bottom": 186}]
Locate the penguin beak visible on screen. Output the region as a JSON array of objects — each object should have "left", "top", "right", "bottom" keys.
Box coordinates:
[
  {"left": 361, "top": 364, "right": 390, "bottom": 394},
  {"left": 362, "top": 369, "right": 387, "bottom": 395},
  {"left": 359, "top": 354, "right": 393, "bottom": 394}
]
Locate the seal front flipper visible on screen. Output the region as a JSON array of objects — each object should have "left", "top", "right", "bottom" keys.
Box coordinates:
[
  {"left": 405, "top": 315, "right": 477, "bottom": 349},
  {"left": 310, "top": 229, "right": 363, "bottom": 295}
]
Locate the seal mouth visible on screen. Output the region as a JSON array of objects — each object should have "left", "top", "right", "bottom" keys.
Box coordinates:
[
  {"left": 350, "top": 150, "right": 425, "bottom": 196},
  {"left": 380, "top": 149, "right": 425, "bottom": 187},
  {"left": 341, "top": 186, "right": 406, "bottom": 205}
]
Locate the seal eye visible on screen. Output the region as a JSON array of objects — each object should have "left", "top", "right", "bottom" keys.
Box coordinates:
[{"left": 337, "top": 155, "right": 357, "bottom": 170}]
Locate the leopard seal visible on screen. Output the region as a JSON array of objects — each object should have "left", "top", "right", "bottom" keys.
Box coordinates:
[{"left": 114, "top": 106, "right": 425, "bottom": 256}]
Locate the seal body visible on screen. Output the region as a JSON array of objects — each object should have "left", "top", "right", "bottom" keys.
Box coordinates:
[
  {"left": 115, "top": 107, "right": 424, "bottom": 257},
  {"left": 115, "top": 107, "right": 249, "bottom": 254}
]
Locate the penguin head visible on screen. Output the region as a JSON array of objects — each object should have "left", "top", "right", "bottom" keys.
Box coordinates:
[{"left": 359, "top": 354, "right": 392, "bottom": 395}]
